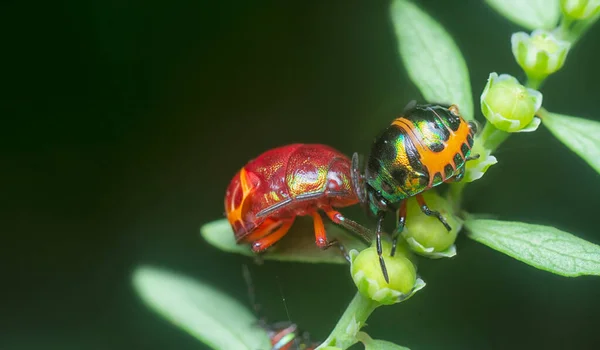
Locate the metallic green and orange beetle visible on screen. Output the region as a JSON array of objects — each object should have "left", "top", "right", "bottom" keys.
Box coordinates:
[
  {"left": 351, "top": 102, "right": 479, "bottom": 280},
  {"left": 224, "top": 102, "right": 479, "bottom": 282}
]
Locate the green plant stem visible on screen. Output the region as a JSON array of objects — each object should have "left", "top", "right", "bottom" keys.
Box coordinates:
[
  {"left": 479, "top": 120, "right": 509, "bottom": 152},
  {"left": 448, "top": 180, "right": 466, "bottom": 212},
  {"left": 525, "top": 75, "right": 543, "bottom": 90},
  {"left": 448, "top": 120, "right": 508, "bottom": 212},
  {"left": 316, "top": 292, "right": 380, "bottom": 350},
  {"left": 568, "top": 12, "right": 600, "bottom": 45},
  {"left": 451, "top": 7, "right": 599, "bottom": 225},
  {"left": 537, "top": 107, "right": 550, "bottom": 119},
  {"left": 555, "top": 16, "right": 573, "bottom": 41}
]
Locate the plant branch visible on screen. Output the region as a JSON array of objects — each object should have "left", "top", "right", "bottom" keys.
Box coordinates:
[{"left": 316, "top": 292, "right": 380, "bottom": 350}]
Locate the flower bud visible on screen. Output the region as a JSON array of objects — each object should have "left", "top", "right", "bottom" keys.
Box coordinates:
[
  {"left": 560, "top": 0, "right": 600, "bottom": 20},
  {"left": 392, "top": 238, "right": 419, "bottom": 267},
  {"left": 350, "top": 242, "right": 424, "bottom": 305},
  {"left": 480, "top": 73, "right": 543, "bottom": 133},
  {"left": 511, "top": 30, "right": 570, "bottom": 81},
  {"left": 403, "top": 191, "right": 461, "bottom": 258}
]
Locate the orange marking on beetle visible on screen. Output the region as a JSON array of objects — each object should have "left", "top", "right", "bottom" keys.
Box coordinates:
[
  {"left": 392, "top": 115, "right": 471, "bottom": 188},
  {"left": 226, "top": 167, "right": 256, "bottom": 231}
]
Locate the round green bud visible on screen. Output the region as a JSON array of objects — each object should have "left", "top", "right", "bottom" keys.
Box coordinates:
[
  {"left": 561, "top": 0, "right": 600, "bottom": 20},
  {"left": 511, "top": 30, "right": 570, "bottom": 81},
  {"left": 350, "top": 242, "right": 423, "bottom": 305},
  {"left": 392, "top": 237, "right": 418, "bottom": 267},
  {"left": 403, "top": 191, "right": 461, "bottom": 258},
  {"left": 480, "top": 73, "right": 543, "bottom": 132}
]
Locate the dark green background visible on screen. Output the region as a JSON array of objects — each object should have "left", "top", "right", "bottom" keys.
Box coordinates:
[{"left": 3, "top": 0, "right": 600, "bottom": 349}]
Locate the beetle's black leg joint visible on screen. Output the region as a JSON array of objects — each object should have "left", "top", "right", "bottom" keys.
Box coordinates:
[
  {"left": 466, "top": 154, "right": 480, "bottom": 161},
  {"left": 420, "top": 205, "right": 452, "bottom": 231},
  {"left": 323, "top": 238, "right": 351, "bottom": 263},
  {"left": 376, "top": 211, "right": 390, "bottom": 283},
  {"left": 390, "top": 200, "right": 407, "bottom": 257}
]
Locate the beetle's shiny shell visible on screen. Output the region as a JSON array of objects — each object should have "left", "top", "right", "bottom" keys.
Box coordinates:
[
  {"left": 365, "top": 104, "right": 475, "bottom": 207},
  {"left": 224, "top": 144, "right": 358, "bottom": 242}
]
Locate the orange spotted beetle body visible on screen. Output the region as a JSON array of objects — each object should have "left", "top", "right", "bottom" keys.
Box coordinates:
[
  {"left": 352, "top": 103, "right": 479, "bottom": 281},
  {"left": 364, "top": 103, "right": 477, "bottom": 214}
]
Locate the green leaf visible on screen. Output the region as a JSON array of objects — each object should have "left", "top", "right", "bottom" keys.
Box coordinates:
[
  {"left": 542, "top": 111, "right": 600, "bottom": 175},
  {"left": 200, "top": 217, "right": 367, "bottom": 264},
  {"left": 390, "top": 0, "right": 473, "bottom": 120},
  {"left": 485, "top": 0, "right": 560, "bottom": 30},
  {"left": 464, "top": 219, "right": 600, "bottom": 277},
  {"left": 132, "top": 266, "right": 271, "bottom": 350},
  {"left": 356, "top": 331, "right": 410, "bottom": 350}
]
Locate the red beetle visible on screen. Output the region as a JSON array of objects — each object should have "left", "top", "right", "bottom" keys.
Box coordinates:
[
  {"left": 262, "top": 321, "right": 318, "bottom": 350},
  {"left": 224, "top": 143, "right": 372, "bottom": 253}
]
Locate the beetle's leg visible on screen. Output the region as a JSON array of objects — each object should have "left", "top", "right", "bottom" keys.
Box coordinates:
[
  {"left": 466, "top": 154, "right": 480, "bottom": 162},
  {"left": 243, "top": 217, "right": 279, "bottom": 243},
  {"left": 323, "top": 208, "right": 372, "bottom": 245},
  {"left": 250, "top": 219, "right": 294, "bottom": 252},
  {"left": 416, "top": 193, "right": 451, "bottom": 231},
  {"left": 323, "top": 238, "right": 351, "bottom": 263},
  {"left": 390, "top": 200, "right": 407, "bottom": 257},
  {"left": 312, "top": 211, "right": 351, "bottom": 262},
  {"left": 312, "top": 211, "right": 329, "bottom": 248},
  {"left": 376, "top": 211, "right": 390, "bottom": 283}
]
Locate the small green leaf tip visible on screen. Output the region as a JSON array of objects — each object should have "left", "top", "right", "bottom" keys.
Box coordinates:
[
  {"left": 485, "top": 0, "right": 560, "bottom": 30},
  {"left": 465, "top": 218, "right": 600, "bottom": 277},
  {"left": 132, "top": 266, "right": 271, "bottom": 350},
  {"left": 480, "top": 73, "right": 543, "bottom": 132},
  {"left": 350, "top": 243, "right": 425, "bottom": 305},
  {"left": 357, "top": 331, "right": 411, "bottom": 350},
  {"left": 390, "top": 0, "right": 473, "bottom": 120},
  {"left": 512, "top": 30, "right": 571, "bottom": 81},
  {"left": 541, "top": 111, "right": 600, "bottom": 175},
  {"left": 403, "top": 191, "right": 461, "bottom": 258},
  {"left": 561, "top": 0, "right": 600, "bottom": 20}
]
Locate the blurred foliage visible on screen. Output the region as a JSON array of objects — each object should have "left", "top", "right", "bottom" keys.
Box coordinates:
[{"left": 2, "top": 0, "right": 600, "bottom": 349}]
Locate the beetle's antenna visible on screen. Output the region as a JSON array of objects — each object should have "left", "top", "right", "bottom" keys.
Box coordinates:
[{"left": 275, "top": 275, "right": 293, "bottom": 325}]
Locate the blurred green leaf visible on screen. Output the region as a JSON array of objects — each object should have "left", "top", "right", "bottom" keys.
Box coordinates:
[
  {"left": 465, "top": 219, "right": 600, "bottom": 277},
  {"left": 542, "top": 111, "right": 600, "bottom": 175},
  {"left": 485, "top": 0, "right": 560, "bottom": 30},
  {"left": 200, "top": 217, "right": 367, "bottom": 264},
  {"left": 390, "top": 0, "right": 473, "bottom": 120},
  {"left": 132, "top": 266, "right": 271, "bottom": 350},
  {"left": 357, "top": 331, "right": 410, "bottom": 350}
]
